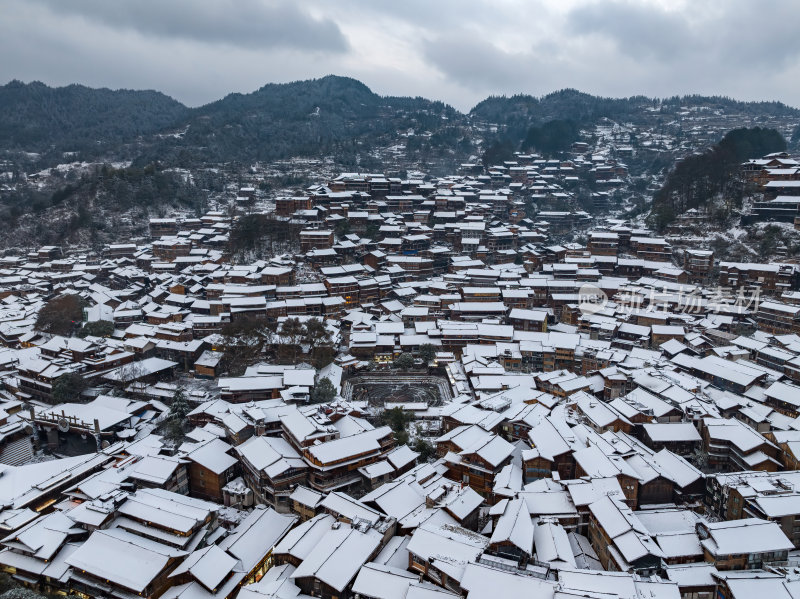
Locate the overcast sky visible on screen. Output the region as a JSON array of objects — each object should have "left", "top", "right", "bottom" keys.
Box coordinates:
[{"left": 3, "top": 0, "right": 800, "bottom": 111}]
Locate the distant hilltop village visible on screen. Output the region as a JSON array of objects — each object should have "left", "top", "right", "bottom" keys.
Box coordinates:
[{"left": 5, "top": 134, "right": 800, "bottom": 599}]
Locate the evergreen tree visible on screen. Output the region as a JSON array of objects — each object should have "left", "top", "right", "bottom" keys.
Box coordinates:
[
  {"left": 52, "top": 373, "right": 88, "bottom": 404},
  {"left": 310, "top": 377, "right": 336, "bottom": 404},
  {"left": 380, "top": 407, "right": 412, "bottom": 445},
  {"left": 164, "top": 387, "right": 190, "bottom": 442},
  {"left": 481, "top": 139, "right": 515, "bottom": 169},
  {"left": 413, "top": 437, "right": 435, "bottom": 462},
  {"left": 279, "top": 318, "right": 305, "bottom": 362},
  {"left": 418, "top": 344, "right": 436, "bottom": 365},
  {"left": 35, "top": 294, "right": 84, "bottom": 336},
  {"left": 522, "top": 119, "right": 579, "bottom": 155},
  {"left": 394, "top": 353, "right": 414, "bottom": 370}
]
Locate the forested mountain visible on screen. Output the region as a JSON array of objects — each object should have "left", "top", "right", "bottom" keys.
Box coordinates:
[
  {"left": 3, "top": 76, "right": 799, "bottom": 168},
  {"left": 136, "top": 75, "right": 461, "bottom": 164},
  {"left": 470, "top": 89, "right": 800, "bottom": 143},
  {"left": 0, "top": 80, "right": 189, "bottom": 156},
  {"left": 0, "top": 76, "right": 465, "bottom": 167},
  {"left": 2, "top": 75, "right": 800, "bottom": 247},
  {"left": 471, "top": 89, "right": 652, "bottom": 140}
]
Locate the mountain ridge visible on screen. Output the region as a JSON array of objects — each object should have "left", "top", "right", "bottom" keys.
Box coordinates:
[
  {"left": 2, "top": 75, "right": 799, "bottom": 175},
  {"left": 4, "top": 74, "right": 799, "bottom": 155},
  {"left": 1, "top": 75, "right": 799, "bottom": 248}
]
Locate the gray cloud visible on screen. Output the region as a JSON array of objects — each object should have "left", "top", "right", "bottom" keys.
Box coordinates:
[
  {"left": 422, "top": 37, "right": 535, "bottom": 92},
  {"left": 567, "top": 1, "right": 697, "bottom": 62},
  {"left": 29, "top": 0, "right": 348, "bottom": 53},
  {"left": 566, "top": 0, "right": 800, "bottom": 69},
  {"left": 0, "top": 0, "right": 799, "bottom": 112},
  {"left": 705, "top": 1, "right": 800, "bottom": 69}
]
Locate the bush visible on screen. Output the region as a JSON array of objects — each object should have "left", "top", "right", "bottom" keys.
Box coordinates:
[{"left": 0, "top": 588, "right": 49, "bottom": 599}]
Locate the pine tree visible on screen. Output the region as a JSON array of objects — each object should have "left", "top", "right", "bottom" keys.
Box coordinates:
[
  {"left": 310, "top": 377, "right": 336, "bottom": 404},
  {"left": 164, "top": 387, "right": 190, "bottom": 442},
  {"left": 394, "top": 353, "right": 414, "bottom": 370},
  {"left": 418, "top": 344, "right": 436, "bottom": 365}
]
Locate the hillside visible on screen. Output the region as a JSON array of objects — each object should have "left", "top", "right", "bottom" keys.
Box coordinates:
[
  {"left": 470, "top": 89, "right": 800, "bottom": 142},
  {"left": 0, "top": 163, "right": 211, "bottom": 247},
  {"left": 647, "top": 127, "right": 788, "bottom": 230},
  {"left": 0, "top": 80, "right": 189, "bottom": 158},
  {"left": 3, "top": 76, "right": 799, "bottom": 169},
  {"left": 2, "top": 76, "right": 800, "bottom": 248},
  {"left": 470, "top": 89, "right": 652, "bottom": 138},
  {"left": 136, "top": 75, "right": 463, "bottom": 165}
]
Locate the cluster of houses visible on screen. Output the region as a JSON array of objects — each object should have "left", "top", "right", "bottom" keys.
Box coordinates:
[
  {"left": 3, "top": 166, "right": 800, "bottom": 599},
  {"left": 739, "top": 152, "right": 800, "bottom": 226}
]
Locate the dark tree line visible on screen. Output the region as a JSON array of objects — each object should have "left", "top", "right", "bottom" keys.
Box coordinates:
[
  {"left": 142, "top": 75, "right": 463, "bottom": 166},
  {"left": 648, "top": 127, "right": 787, "bottom": 230},
  {"left": 217, "top": 316, "right": 335, "bottom": 375},
  {"left": 521, "top": 119, "right": 580, "bottom": 156},
  {"left": 481, "top": 118, "right": 580, "bottom": 166},
  {"left": 0, "top": 162, "right": 207, "bottom": 245},
  {"left": 0, "top": 80, "right": 188, "bottom": 155},
  {"left": 229, "top": 214, "right": 304, "bottom": 260},
  {"left": 481, "top": 139, "right": 516, "bottom": 168},
  {"left": 0, "top": 76, "right": 471, "bottom": 174},
  {"left": 472, "top": 89, "right": 800, "bottom": 144}
]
